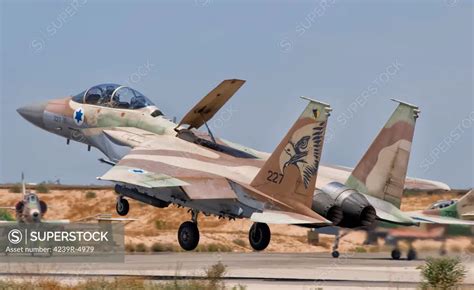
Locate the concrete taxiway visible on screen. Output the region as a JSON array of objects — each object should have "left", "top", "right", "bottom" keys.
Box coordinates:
[{"left": 1, "top": 252, "right": 473, "bottom": 289}]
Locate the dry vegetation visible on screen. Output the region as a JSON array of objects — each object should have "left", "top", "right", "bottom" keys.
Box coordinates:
[
  {"left": 0, "top": 188, "right": 471, "bottom": 254},
  {"left": 0, "top": 261, "right": 245, "bottom": 290}
]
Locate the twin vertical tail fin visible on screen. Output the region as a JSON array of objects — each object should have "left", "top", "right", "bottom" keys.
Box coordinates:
[
  {"left": 345, "top": 99, "right": 420, "bottom": 208},
  {"left": 250, "top": 97, "right": 331, "bottom": 208}
]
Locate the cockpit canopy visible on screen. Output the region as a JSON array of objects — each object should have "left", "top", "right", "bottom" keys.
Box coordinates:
[
  {"left": 429, "top": 199, "right": 456, "bottom": 210},
  {"left": 72, "top": 83, "right": 155, "bottom": 109},
  {"left": 26, "top": 194, "right": 37, "bottom": 204}
]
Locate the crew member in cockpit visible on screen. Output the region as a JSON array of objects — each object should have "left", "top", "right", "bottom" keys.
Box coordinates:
[{"left": 100, "top": 85, "right": 116, "bottom": 106}]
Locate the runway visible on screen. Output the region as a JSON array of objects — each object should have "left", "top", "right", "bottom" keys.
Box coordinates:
[{"left": 1, "top": 252, "right": 473, "bottom": 289}]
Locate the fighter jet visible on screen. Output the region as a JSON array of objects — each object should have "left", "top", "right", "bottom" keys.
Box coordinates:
[
  {"left": 0, "top": 173, "right": 51, "bottom": 223},
  {"left": 361, "top": 189, "right": 474, "bottom": 260},
  {"left": 17, "top": 81, "right": 455, "bottom": 250}
]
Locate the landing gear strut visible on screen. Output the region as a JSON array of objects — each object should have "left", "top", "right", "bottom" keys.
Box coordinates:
[
  {"left": 331, "top": 229, "right": 349, "bottom": 258},
  {"left": 439, "top": 240, "right": 447, "bottom": 256},
  {"left": 116, "top": 197, "right": 129, "bottom": 216},
  {"left": 177, "top": 210, "right": 200, "bottom": 251},
  {"left": 249, "top": 222, "right": 271, "bottom": 251}
]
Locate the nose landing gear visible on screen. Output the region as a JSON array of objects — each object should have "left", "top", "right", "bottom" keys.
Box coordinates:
[
  {"left": 177, "top": 210, "right": 200, "bottom": 251},
  {"left": 116, "top": 197, "right": 129, "bottom": 216}
]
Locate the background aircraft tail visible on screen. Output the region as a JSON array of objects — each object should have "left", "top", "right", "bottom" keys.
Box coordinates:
[
  {"left": 455, "top": 189, "right": 474, "bottom": 219},
  {"left": 345, "top": 100, "right": 420, "bottom": 208},
  {"left": 21, "top": 172, "right": 26, "bottom": 196},
  {"left": 250, "top": 97, "right": 331, "bottom": 208}
]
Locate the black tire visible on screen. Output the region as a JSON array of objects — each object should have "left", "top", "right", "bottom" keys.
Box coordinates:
[
  {"left": 178, "top": 221, "right": 200, "bottom": 251},
  {"left": 391, "top": 249, "right": 401, "bottom": 260},
  {"left": 332, "top": 251, "right": 340, "bottom": 258},
  {"left": 407, "top": 249, "right": 417, "bottom": 261},
  {"left": 39, "top": 200, "right": 47, "bottom": 215},
  {"left": 116, "top": 198, "right": 129, "bottom": 216},
  {"left": 248, "top": 222, "right": 271, "bottom": 251}
]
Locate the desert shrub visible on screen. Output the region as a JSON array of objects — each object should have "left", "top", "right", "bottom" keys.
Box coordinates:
[
  {"left": 76, "top": 277, "right": 148, "bottom": 289},
  {"left": 0, "top": 209, "right": 14, "bottom": 221},
  {"left": 233, "top": 239, "right": 247, "bottom": 248},
  {"left": 85, "top": 191, "right": 97, "bottom": 199},
  {"left": 205, "top": 261, "right": 227, "bottom": 289},
  {"left": 36, "top": 183, "right": 49, "bottom": 193},
  {"left": 354, "top": 246, "right": 367, "bottom": 253},
  {"left": 151, "top": 242, "right": 178, "bottom": 252},
  {"left": 135, "top": 243, "right": 148, "bottom": 252},
  {"left": 9, "top": 183, "right": 21, "bottom": 193},
  {"left": 418, "top": 257, "right": 466, "bottom": 289},
  {"left": 125, "top": 243, "right": 135, "bottom": 252}
]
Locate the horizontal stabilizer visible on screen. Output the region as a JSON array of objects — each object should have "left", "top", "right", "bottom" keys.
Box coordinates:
[
  {"left": 364, "top": 194, "right": 417, "bottom": 226},
  {"left": 409, "top": 212, "right": 474, "bottom": 225},
  {"left": 251, "top": 210, "right": 331, "bottom": 225}
]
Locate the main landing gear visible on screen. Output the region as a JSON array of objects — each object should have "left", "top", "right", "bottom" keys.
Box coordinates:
[
  {"left": 331, "top": 229, "right": 350, "bottom": 258},
  {"left": 176, "top": 211, "right": 272, "bottom": 252},
  {"left": 178, "top": 210, "right": 200, "bottom": 251},
  {"left": 248, "top": 222, "right": 271, "bottom": 251},
  {"left": 116, "top": 197, "right": 129, "bottom": 216},
  {"left": 390, "top": 241, "right": 417, "bottom": 260}
]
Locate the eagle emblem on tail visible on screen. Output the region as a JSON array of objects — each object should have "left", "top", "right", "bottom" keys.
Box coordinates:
[{"left": 279, "top": 122, "right": 325, "bottom": 188}]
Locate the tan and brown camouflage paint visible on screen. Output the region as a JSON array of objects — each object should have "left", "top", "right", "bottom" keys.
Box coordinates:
[{"left": 346, "top": 103, "right": 419, "bottom": 208}]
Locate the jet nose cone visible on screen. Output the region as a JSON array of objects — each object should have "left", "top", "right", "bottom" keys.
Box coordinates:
[{"left": 17, "top": 102, "right": 47, "bottom": 128}]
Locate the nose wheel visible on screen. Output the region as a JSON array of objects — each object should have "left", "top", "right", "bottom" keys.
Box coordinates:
[
  {"left": 249, "top": 222, "right": 271, "bottom": 251},
  {"left": 178, "top": 221, "right": 200, "bottom": 251},
  {"left": 116, "top": 197, "right": 129, "bottom": 216},
  {"left": 177, "top": 210, "right": 200, "bottom": 251}
]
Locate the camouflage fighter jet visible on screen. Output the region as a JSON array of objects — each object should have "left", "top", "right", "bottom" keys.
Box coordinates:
[
  {"left": 19, "top": 86, "right": 336, "bottom": 250},
  {"left": 374, "top": 189, "right": 474, "bottom": 260},
  {"left": 17, "top": 81, "right": 454, "bottom": 250},
  {"left": 0, "top": 173, "right": 59, "bottom": 223}
]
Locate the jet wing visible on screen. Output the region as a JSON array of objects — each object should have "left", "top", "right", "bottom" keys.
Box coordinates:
[
  {"left": 99, "top": 126, "right": 330, "bottom": 225},
  {"left": 408, "top": 211, "right": 474, "bottom": 225},
  {"left": 99, "top": 130, "right": 251, "bottom": 199},
  {"left": 178, "top": 79, "right": 245, "bottom": 129},
  {"left": 98, "top": 164, "right": 190, "bottom": 189}
]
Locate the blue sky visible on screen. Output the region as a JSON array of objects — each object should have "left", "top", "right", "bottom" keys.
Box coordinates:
[{"left": 1, "top": 0, "right": 472, "bottom": 188}]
